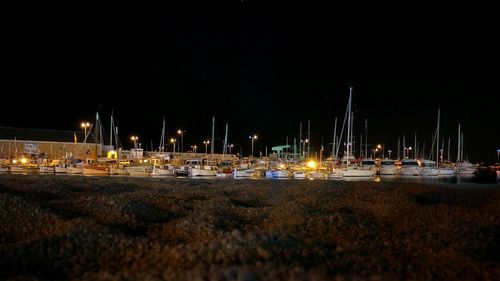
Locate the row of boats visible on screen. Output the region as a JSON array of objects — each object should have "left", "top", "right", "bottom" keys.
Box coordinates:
[{"left": 0, "top": 156, "right": 479, "bottom": 179}]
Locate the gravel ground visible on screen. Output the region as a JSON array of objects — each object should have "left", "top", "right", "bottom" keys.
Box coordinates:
[{"left": 0, "top": 175, "right": 499, "bottom": 280}]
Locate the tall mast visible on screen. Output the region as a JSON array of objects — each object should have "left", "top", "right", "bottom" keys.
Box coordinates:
[
  {"left": 403, "top": 135, "right": 406, "bottom": 159},
  {"left": 397, "top": 136, "right": 400, "bottom": 160},
  {"left": 461, "top": 132, "right": 464, "bottom": 162},
  {"left": 211, "top": 117, "right": 215, "bottom": 155},
  {"left": 359, "top": 134, "right": 363, "bottom": 159},
  {"left": 299, "top": 121, "right": 302, "bottom": 157},
  {"left": 457, "top": 123, "right": 461, "bottom": 163},
  {"left": 307, "top": 120, "right": 311, "bottom": 157},
  {"left": 414, "top": 132, "right": 417, "bottom": 159},
  {"left": 346, "top": 86, "right": 352, "bottom": 165},
  {"left": 365, "top": 118, "right": 368, "bottom": 159},
  {"left": 332, "top": 117, "right": 337, "bottom": 159},
  {"left": 159, "top": 116, "right": 165, "bottom": 152},
  {"left": 447, "top": 137, "right": 450, "bottom": 162},
  {"left": 223, "top": 122, "right": 228, "bottom": 157},
  {"left": 109, "top": 110, "right": 113, "bottom": 148},
  {"left": 95, "top": 112, "right": 99, "bottom": 159},
  {"left": 436, "top": 107, "right": 440, "bottom": 166}
]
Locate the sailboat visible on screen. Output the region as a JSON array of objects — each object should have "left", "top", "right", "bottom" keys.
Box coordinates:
[
  {"left": 330, "top": 86, "right": 374, "bottom": 178},
  {"left": 455, "top": 124, "right": 477, "bottom": 174},
  {"left": 82, "top": 112, "right": 110, "bottom": 175},
  {"left": 216, "top": 122, "right": 233, "bottom": 177}
]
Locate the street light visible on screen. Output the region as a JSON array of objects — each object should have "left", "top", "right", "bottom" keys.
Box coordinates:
[
  {"left": 249, "top": 135, "right": 257, "bottom": 158},
  {"left": 170, "top": 138, "right": 176, "bottom": 153},
  {"left": 377, "top": 144, "right": 382, "bottom": 159},
  {"left": 203, "top": 140, "right": 210, "bottom": 155},
  {"left": 302, "top": 139, "right": 309, "bottom": 157},
  {"left": 177, "top": 129, "right": 186, "bottom": 153},
  {"left": 409, "top": 146, "right": 413, "bottom": 159},
  {"left": 229, "top": 144, "right": 234, "bottom": 155},
  {"left": 497, "top": 149, "right": 500, "bottom": 163},
  {"left": 388, "top": 150, "right": 392, "bottom": 159},
  {"left": 130, "top": 136, "right": 138, "bottom": 149},
  {"left": 191, "top": 145, "right": 197, "bottom": 154},
  {"left": 80, "top": 122, "right": 91, "bottom": 141}
]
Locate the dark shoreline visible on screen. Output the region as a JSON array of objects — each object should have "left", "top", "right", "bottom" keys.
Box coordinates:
[{"left": 1, "top": 175, "right": 499, "bottom": 280}]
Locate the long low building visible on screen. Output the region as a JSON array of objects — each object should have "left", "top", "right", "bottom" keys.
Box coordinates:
[{"left": 0, "top": 126, "right": 105, "bottom": 161}]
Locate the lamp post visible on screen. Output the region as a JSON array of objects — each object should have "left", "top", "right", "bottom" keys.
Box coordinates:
[
  {"left": 203, "top": 140, "right": 210, "bottom": 156},
  {"left": 229, "top": 144, "right": 233, "bottom": 155},
  {"left": 377, "top": 144, "right": 382, "bottom": 159},
  {"left": 497, "top": 149, "right": 500, "bottom": 163},
  {"left": 409, "top": 146, "right": 413, "bottom": 159},
  {"left": 130, "top": 136, "right": 138, "bottom": 149},
  {"left": 170, "top": 138, "right": 176, "bottom": 153},
  {"left": 191, "top": 145, "right": 197, "bottom": 154},
  {"left": 249, "top": 135, "right": 257, "bottom": 158},
  {"left": 302, "top": 139, "right": 309, "bottom": 158},
  {"left": 130, "top": 136, "right": 139, "bottom": 159},
  {"left": 81, "top": 122, "right": 90, "bottom": 142},
  {"left": 177, "top": 129, "right": 185, "bottom": 153},
  {"left": 388, "top": 150, "right": 392, "bottom": 159}
]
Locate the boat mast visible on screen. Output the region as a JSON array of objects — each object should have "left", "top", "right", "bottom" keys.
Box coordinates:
[
  {"left": 365, "top": 118, "right": 368, "bottom": 159},
  {"left": 223, "top": 122, "right": 228, "bottom": 159},
  {"left": 109, "top": 110, "right": 113, "bottom": 149},
  {"left": 211, "top": 117, "right": 215, "bottom": 155},
  {"left": 332, "top": 117, "right": 337, "bottom": 160},
  {"left": 457, "top": 123, "right": 461, "bottom": 163},
  {"left": 436, "top": 107, "right": 440, "bottom": 166},
  {"left": 307, "top": 120, "right": 311, "bottom": 158},
  {"left": 299, "top": 121, "right": 302, "bottom": 158},
  {"left": 346, "top": 86, "right": 352, "bottom": 165},
  {"left": 159, "top": 116, "right": 165, "bottom": 152},
  {"left": 447, "top": 137, "right": 450, "bottom": 162}
]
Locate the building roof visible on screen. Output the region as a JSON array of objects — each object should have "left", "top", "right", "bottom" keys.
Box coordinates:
[{"left": 0, "top": 126, "right": 90, "bottom": 143}]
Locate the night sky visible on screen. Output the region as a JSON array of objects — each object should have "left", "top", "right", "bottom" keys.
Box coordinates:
[{"left": 2, "top": 4, "right": 499, "bottom": 162}]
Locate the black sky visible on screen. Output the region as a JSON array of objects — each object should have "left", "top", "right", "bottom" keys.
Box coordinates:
[{"left": 2, "top": 4, "right": 499, "bottom": 162}]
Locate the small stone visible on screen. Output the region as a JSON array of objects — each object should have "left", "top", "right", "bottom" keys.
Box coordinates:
[{"left": 257, "top": 246, "right": 270, "bottom": 259}]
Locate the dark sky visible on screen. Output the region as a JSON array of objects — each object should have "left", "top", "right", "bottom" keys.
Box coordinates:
[{"left": 2, "top": 4, "right": 499, "bottom": 162}]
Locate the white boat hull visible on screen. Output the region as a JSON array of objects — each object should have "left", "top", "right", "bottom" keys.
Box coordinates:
[
  {"left": 233, "top": 169, "right": 253, "bottom": 178},
  {"left": 379, "top": 166, "right": 397, "bottom": 175},
  {"left": 438, "top": 168, "right": 455, "bottom": 176},
  {"left": 271, "top": 170, "right": 291, "bottom": 178},
  {"left": 400, "top": 166, "right": 421, "bottom": 176},
  {"left": 190, "top": 167, "right": 217, "bottom": 177},
  {"left": 307, "top": 171, "right": 327, "bottom": 179},
  {"left": 67, "top": 166, "right": 83, "bottom": 174}
]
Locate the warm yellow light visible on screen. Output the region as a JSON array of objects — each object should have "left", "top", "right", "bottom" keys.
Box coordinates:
[
  {"left": 279, "top": 163, "right": 286, "bottom": 169},
  {"left": 177, "top": 129, "right": 182, "bottom": 134},
  {"left": 107, "top": 150, "right": 117, "bottom": 159},
  {"left": 377, "top": 144, "right": 382, "bottom": 149},
  {"left": 12, "top": 159, "right": 17, "bottom": 164},
  {"left": 170, "top": 138, "right": 176, "bottom": 143},
  {"left": 305, "top": 139, "right": 309, "bottom": 143},
  {"left": 254, "top": 135, "right": 258, "bottom": 139},
  {"left": 307, "top": 160, "right": 317, "bottom": 169},
  {"left": 20, "top": 158, "right": 27, "bottom": 164}
]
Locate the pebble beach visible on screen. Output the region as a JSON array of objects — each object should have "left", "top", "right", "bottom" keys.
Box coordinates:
[{"left": 0, "top": 175, "right": 499, "bottom": 280}]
